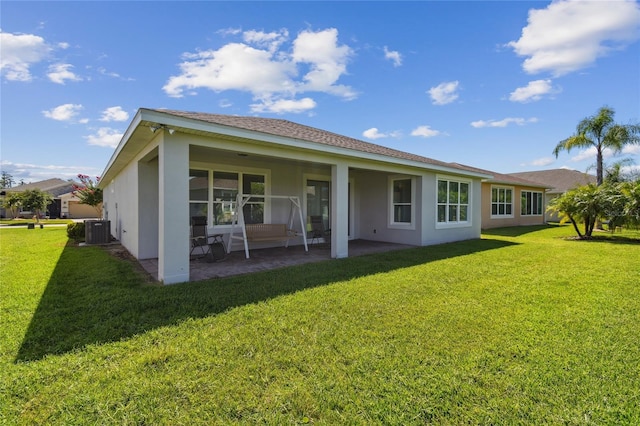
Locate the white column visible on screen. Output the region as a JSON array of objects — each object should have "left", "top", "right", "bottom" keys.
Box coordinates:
[
  {"left": 331, "top": 162, "right": 349, "bottom": 258},
  {"left": 158, "top": 134, "right": 190, "bottom": 284}
]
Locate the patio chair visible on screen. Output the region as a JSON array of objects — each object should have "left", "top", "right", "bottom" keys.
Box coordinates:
[
  {"left": 190, "top": 216, "right": 214, "bottom": 259},
  {"left": 310, "top": 215, "right": 330, "bottom": 245}
]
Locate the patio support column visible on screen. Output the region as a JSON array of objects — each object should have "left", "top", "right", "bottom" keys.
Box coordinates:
[
  {"left": 158, "top": 134, "right": 189, "bottom": 284},
  {"left": 331, "top": 161, "right": 349, "bottom": 258}
]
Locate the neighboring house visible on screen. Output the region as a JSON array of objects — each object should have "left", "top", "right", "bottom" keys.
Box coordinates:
[
  {"left": 58, "top": 192, "right": 102, "bottom": 219},
  {"left": 1, "top": 178, "right": 73, "bottom": 218},
  {"left": 451, "top": 164, "right": 551, "bottom": 229},
  {"left": 99, "top": 108, "right": 492, "bottom": 284},
  {"left": 509, "top": 169, "right": 597, "bottom": 222}
]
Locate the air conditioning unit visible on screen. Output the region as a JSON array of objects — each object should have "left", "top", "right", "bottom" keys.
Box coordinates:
[{"left": 85, "top": 220, "right": 111, "bottom": 244}]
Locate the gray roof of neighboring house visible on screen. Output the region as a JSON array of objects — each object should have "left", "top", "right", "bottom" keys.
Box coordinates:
[
  {"left": 449, "top": 163, "right": 551, "bottom": 189},
  {"left": 509, "top": 169, "right": 597, "bottom": 193},
  {"left": 4, "top": 178, "right": 74, "bottom": 197},
  {"left": 150, "top": 109, "right": 484, "bottom": 175}
]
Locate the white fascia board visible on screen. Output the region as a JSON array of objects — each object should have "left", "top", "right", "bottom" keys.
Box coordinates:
[
  {"left": 164, "top": 110, "right": 494, "bottom": 180},
  {"left": 98, "top": 110, "right": 144, "bottom": 188},
  {"left": 106, "top": 109, "right": 492, "bottom": 183}
]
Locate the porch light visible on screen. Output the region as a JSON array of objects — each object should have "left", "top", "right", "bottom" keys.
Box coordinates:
[{"left": 149, "top": 124, "right": 176, "bottom": 135}]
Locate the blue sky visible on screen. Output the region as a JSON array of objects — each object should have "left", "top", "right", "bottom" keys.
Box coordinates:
[{"left": 2, "top": 0, "right": 639, "bottom": 184}]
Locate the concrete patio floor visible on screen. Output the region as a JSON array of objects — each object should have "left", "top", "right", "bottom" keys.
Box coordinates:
[{"left": 138, "top": 240, "right": 414, "bottom": 283}]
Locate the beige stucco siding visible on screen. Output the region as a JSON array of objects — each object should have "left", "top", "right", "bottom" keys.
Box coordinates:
[{"left": 481, "top": 183, "right": 545, "bottom": 229}]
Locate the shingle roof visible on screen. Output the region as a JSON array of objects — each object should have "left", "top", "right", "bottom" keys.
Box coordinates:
[
  {"left": 509, "top": 169, "right": 596, "bottom": 193},
  {"left": 4, "top": 178, "right": 74, "bottom": 196},
  {"left": 150, "top": 109, "right": 475, "bottom": 173},
  {"left": 449, "top": 163, "right": 550, "bottom": 188}
]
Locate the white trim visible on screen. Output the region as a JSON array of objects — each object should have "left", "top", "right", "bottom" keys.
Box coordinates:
[
  {"left": 188, "top": 163, "right": 271, "bottom": 229},
  {"left": 388, "top": 175, "right": 416, "bottom": 230},
  {"left": 435, "top": 174, "right": 472, "bottom": 229},
  {"left": 490, "top": 185, "right": 514, "bottom": 219},
  {"left": 520, "top": 190, "right": 544, "bottom": 216}
]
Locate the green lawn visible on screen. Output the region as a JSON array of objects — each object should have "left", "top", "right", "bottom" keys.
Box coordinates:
[{"left": 1, "top": 225, "right": 639, "bottom": 424}]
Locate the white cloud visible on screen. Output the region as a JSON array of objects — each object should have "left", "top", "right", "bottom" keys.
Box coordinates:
[
  {"left": 163, "top": 27, "right": 355, "bottom": 114},
  {"left": 508, "top": 0, "right": 640, "bottom": 76},
  {"left": 243, "top": 29, "right": 288, "bottom": 52},
  {"left": 428, "top": 81, "right": 460, "bottom": 105},
  {"left": 250, "top": 97, "right": 316, "bottom": 114},
  {"left": 509, "top": 79, "right": 559, "bottom": 103},
  {"left": 411, "top": 125, "right": 442, "bottom": 138},
  {"left": 570, "top": 144, "right": 640, "bottom": 162},
  {"left": 621, "top": 164, "right": 640, "bottom": 175},
  {"left": 363, "top": 128, "right": 386, "bottom": 139},
  {"left": 164, "top": 43, "right": 295, "bottom": 98},
  {"left": 384, "top": 46, "right": 402, "bottom": 67},
  {"left": 0, "top": 31, "right": 51, "bottom": 81},
  {"left": 623, "top": 144, "right": 640, "bottom": 155},
  {"left": 0, "top": 160, "right": 98, "bottom": 182},
  {"left": 291, "top": 28, "right": 355, "bottom": 97},
  {"left": 42, "top": 103, "right": 83, "bottom": 121},
  {"left": 47, "top": 63, "right": 82, "bottom": 84},
  {"left": 362, "top": 127, "right": 402, "bottom": 140},
  {"left": 99, "top": 106, "right": 129, "bottom": 122},
  {"left": 85, "top": 127, "right": 123, "bottom": 148},
  {"left": 471, "top": 117, "right": 538, "bottom": 128},
  {"left": 531, "top": 157, "right": 556, "bottom": 167},
  {"left": 217, "top": 27, "right": 242, "bottom": 37}
]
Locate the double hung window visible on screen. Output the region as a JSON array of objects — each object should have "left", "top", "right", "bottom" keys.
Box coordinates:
[
  {"left": 491, "top": 186, "right": 513, "bottom": 217},
  {"left": 389, "top": 177, "right": 414, "bottom": 228},
  {"left": 437, "top": 178, "right": 470, "bottom": 225}
]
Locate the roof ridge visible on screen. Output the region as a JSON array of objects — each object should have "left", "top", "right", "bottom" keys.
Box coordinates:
[{"left": 148, "top": 108, "right": 473, "bottom": 172}]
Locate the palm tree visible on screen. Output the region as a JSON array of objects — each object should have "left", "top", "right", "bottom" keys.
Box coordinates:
[{"left": 553, "top": 106, "right": 640, "bottom": 185}]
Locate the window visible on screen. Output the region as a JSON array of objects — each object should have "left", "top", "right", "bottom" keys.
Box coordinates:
[
  {"left": 389, "top": 177, "right": 414, "bottom": 226},
  {"left": 189, "top": 169, "right": 209, "bottom": 220},
  {"left": 521, "top": 190, "right": 543, "bottom": 216},
  {"left": 212, "top": 171, "right": 237, "bottom": 225},
  {"left": 242, "top": 174, "right": 265, "bottom": 224},
  {"left": 307, "top": 179, "right": 330, "bottom": 231},
  {"left": 491, "top": 186, "right": 513, "bottom": 217},
  {"left": 437, "top": 178, "right": 470, "bottom": 225},
  {"left": 191, "top": 168, "right": 266, "bottom": 225}
]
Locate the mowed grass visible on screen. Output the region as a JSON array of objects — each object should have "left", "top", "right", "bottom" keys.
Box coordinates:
[{"left": 1, "top": 225, "right": 639, "bottom": 424}]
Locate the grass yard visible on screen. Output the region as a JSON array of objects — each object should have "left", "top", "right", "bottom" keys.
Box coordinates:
[{"left": 1, "top": 225, "right": 639, "bottom": 424}]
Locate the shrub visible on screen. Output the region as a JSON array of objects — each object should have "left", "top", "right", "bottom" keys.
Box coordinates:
[{"left": 67, "top": 222, "right": 85, "bottom": 242}]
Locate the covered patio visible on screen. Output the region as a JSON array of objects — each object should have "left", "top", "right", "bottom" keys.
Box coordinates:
[{"left": 138, "top": 239, "right": 414, "bottom": 282}]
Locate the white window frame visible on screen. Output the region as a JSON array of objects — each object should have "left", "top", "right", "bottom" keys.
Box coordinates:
[
  {"left": 436, "top": 175, "right": 472, "bottom": 229},
  {"left": 521, "top": 190, "right": 543, "bottom": 216},
  {"left": 189, "top": 163, "right": 270, "bottom": 229},
  {"left": 388, "top": 175, "right": 415, "bottom": 229},
  {"left": 490, "top": 185, "right": 514, "bottom": 219}
]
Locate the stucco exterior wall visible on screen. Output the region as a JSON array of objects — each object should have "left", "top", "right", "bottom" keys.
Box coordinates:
[
  {"left": 101, "top": 112, "right": 490, "bottom": 283},
  {"left": 66, "top": 201, "right": 100, "bottom": 219},
  {"left": 481, "top": 183, "right": 546, "bottom": 229},
  {"left": 353, "top": 170, "right": 424, "bottom": 246},
  {"left": 421, "top": 174, "right": 483, "bottom": 245}
]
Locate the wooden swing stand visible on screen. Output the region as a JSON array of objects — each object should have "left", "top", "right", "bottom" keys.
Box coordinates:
[{"left": 227, "top": 194, "right": 308, "bottom": 258}]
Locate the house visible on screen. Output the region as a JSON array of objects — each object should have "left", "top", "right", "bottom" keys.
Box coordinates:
[
  {"left": 58, "top": 192, "right": 102, "bottom": 219},
  {"left": 450, "top": 164, "right": 551, "bottom": 229},
  {"left": 1, "top": 178, "right": 73, "bottom": 218},
  {"left": 1, "top": 178, "right": 102, "bottom": 219},
  {"left": 509, "top": 169, "right": 597, "bottom": 222},
  {"left": 99, "top": 108, "right": 492, "bottom": 284}
]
